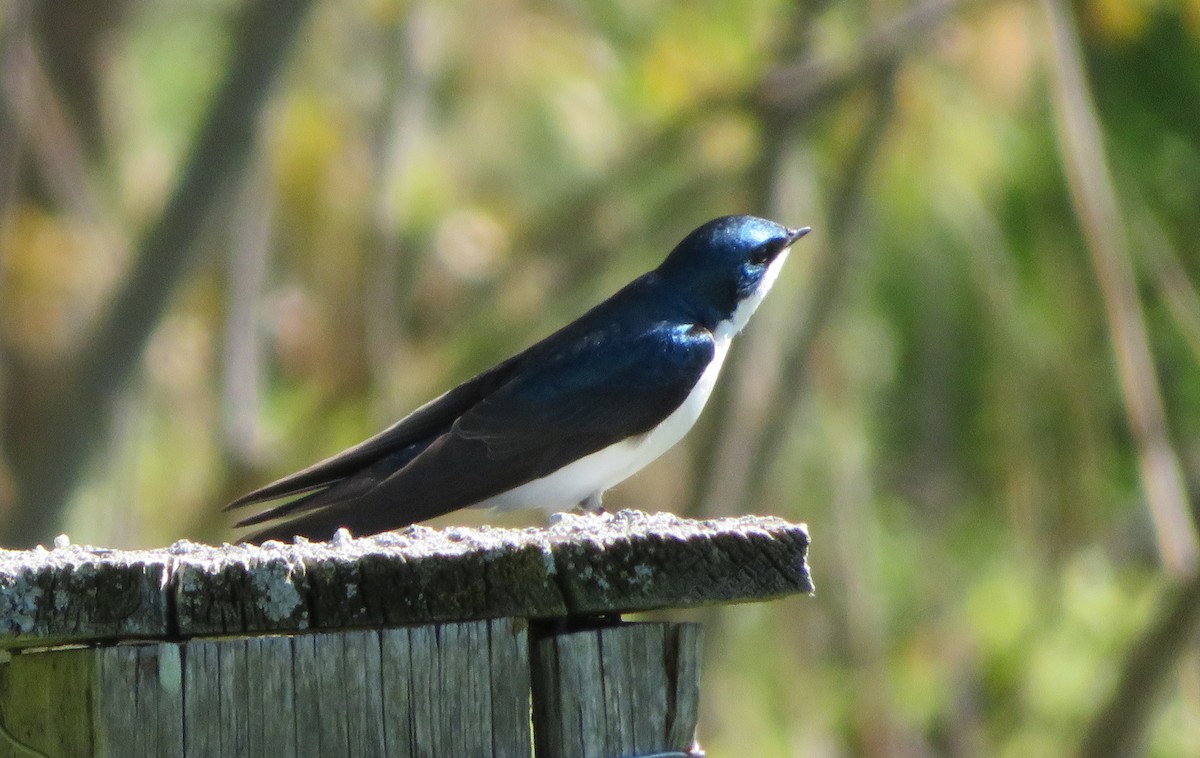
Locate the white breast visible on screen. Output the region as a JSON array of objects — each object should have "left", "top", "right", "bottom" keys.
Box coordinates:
[{"left": 474, "top": 247, "right": 791, "bottom": 514}]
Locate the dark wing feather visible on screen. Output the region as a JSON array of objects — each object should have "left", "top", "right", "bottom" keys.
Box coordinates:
[
  {"left": 455, "top": 322, "right": 713, "bottom": 468},
  {"left": 243, "top": 319, "right": 714, "bottom": 542},
  {"left": 224, "top": 354, "right": 521, "bottom": 511}
]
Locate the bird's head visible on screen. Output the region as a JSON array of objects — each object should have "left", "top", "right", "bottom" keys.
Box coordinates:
[{"left": 656, "top": 215, "right": 810, "bottom": 333}]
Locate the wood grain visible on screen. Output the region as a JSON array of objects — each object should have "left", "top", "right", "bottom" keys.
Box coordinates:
[
  {"left": 0, "top": 619, "right": 532, "bottom": 757},
  {"left": 0, "top": 511, "right": 811, "bottom": 650},
  {"left": 530, "top": 621, "right": 702, "bottom": 758}
]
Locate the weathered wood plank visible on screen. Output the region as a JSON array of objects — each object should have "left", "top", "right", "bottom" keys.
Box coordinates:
[
  {"left": 489, "top": 617, "right": 532, "bottom": 753},
  {"left": 442, "top": 620, "right": 491, "bottom": 756},
  {"left": 343, "top": 629, "right": 388, "bottom": 757},
  {"left": 94, "top": 645, "right": 186, "bottom": 757},
  {"left": 174, "top": 551, "right": 310, "bottom": 634},
  {"left": 247, "top": 635, "right": 298, "bottom": 757},
  {"left": 151, "top": 644, "right": 186, "bottom": 754},
  {"left": 0, "top": 644, "right": 192, "bottom": 758},
  {"left": 217, "top": 637, "right": 251, "bottom": 755},
  {"left": 0, "top": 646, "right": 95, "bottom": 758},
  {"left": 0, "top": 546, "right": 170, "bottom": 646},
  {"left": 548, "top": 513, "right": 812, "bottom": 615},
  {"left": 316, "top": 632, "right": 353, "bottom": 754},
  {"left": 666, "top": 624, "right": 703, "bottom": 750},
  {"left": 532, "top": 625, "right": 606, "bottom": 757},
  {"left": 530, "top": 621, "right": 702, "bottom": 758},
  {"left": 0, "top": 511, "right": 811, "bottom": 649},
  {"left": 291, "top": 631, "right": 329, "bottom": 755},
  {"left": 183, "top": 640, "right": 222, "bottom": 757},
  {"left": 379, "top": 627, "right": 416, "bottom": 755},
  {"left": 0, "top": 620, "right": 534, "bottom": 757}
]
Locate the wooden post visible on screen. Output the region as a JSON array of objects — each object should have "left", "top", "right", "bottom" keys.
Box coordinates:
[
  {"left": 0, "top": 510, "right": 811, "bottom": 757},
  {"left": 531, "top": 622, "right": 702, "bottom": 758}
]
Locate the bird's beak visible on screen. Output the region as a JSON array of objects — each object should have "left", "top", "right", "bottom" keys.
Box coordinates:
[{"left": 785, "top": 226, "right": 812, "bottom": 245}]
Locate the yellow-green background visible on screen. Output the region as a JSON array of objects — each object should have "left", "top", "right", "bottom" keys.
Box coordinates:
[{"left": 3, "top": 0, "right": 1200, "bottom": 754}]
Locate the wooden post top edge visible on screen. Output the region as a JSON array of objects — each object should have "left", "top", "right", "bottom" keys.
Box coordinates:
[{"left": 0, "top": 510, "right": 811, "bottom": 649}]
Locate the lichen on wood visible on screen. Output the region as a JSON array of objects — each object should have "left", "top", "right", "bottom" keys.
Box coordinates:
[{"left": 0, "top": 510, "right": 811, "bottom": 649}]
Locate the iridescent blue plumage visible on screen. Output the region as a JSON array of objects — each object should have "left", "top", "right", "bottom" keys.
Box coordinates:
[{"left": 226, "top": 215, "right": 810, "bottom": 541}]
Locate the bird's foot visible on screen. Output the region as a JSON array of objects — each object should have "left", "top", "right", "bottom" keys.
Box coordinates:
[
  {"left": 576, "top": 492, "right": 606, "bottom": 515},
  {"left": 548, "top": 493, "right": 607, "bottom": 526}
]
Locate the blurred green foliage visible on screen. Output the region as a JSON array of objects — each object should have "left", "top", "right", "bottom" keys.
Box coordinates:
[{"left": 3, "top": 0, "right": 1200, "bottom": 754}]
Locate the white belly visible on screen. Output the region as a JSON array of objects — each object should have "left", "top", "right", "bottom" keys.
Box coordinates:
[{"left": 474, "top": 333, "right": 732, "bottom": 513}]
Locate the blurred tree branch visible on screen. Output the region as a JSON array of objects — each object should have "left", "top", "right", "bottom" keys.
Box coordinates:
[
  {"left": 1078, "top": 571, "right": 1200, "bottom": 758},
  {"left": 218, "top": 157, "right": 274, "bottom": 486},
  {"left": 0, "top": 7, "right": 116, "bottom": 262},
  {"left": 753, "top": 0, "right": 985, "bottom": 118},
  {"left": 362, "top": 5, "right": 437, "bottom": 423},
  {"left": 1040, "top": 0, "right": 1199, "bottom": 576},
  {"left": 0, "top": 0, "right": 36, "bottom": 512},
  {"left": 1045, "top": 3, "right": 1200, "bottom": 750},
  {"left": 31, "top": 0, "right": 130, "bottom": 161},
  {"left": 0, "top": 0, "right": 315, "bottom": 546},
  {"left": 0, "top": 0, "right": 38, "bottom": 261},
  {"left": 1136, "top": 211, "right": 1200, "bottom": 364}
]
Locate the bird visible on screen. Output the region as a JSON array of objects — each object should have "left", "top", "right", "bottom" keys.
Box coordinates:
[{"left": 226, "top": 215, "right": 811, "bottom": 542}]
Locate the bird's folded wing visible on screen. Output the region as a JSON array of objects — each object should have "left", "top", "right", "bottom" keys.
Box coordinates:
[
  {"left": 454, "top": 322, "right": 715, "bottom": 475},
  {"left": 223, "top": 354, "right": 521, "bottom": 510},
  {"left": 239, "top": 322, "right": 715, "bottom": 540}
]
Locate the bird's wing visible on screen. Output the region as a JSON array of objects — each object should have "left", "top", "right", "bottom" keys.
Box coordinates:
[
  {"left": 456, "top": 321, "right": 714, "bottom": 471},
  {"left": 223, "top": 354, "right": 521, "bottom": 511},
  {"left": 243, "top": 321, "right": 715, "bottom": 541}
]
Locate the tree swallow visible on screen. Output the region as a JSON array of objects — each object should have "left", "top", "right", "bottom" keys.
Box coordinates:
[{"left": 227, "top": 215, "right": 810, "bottom": 542}]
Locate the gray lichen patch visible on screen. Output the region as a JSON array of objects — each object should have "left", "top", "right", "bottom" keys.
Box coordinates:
[
  {"left": 248, "top": 560, "right": 306, "bottom": 623},
  {"left": 0, "top": 510, "right": 810, "bottom": 649},
  {"left": 0, "top": 544, "right": 172, "bottom": 646}
]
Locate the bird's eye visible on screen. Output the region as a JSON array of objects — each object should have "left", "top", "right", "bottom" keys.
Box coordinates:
[{"left": 750, "top": 243, "right": 775, "bottom": 265}]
